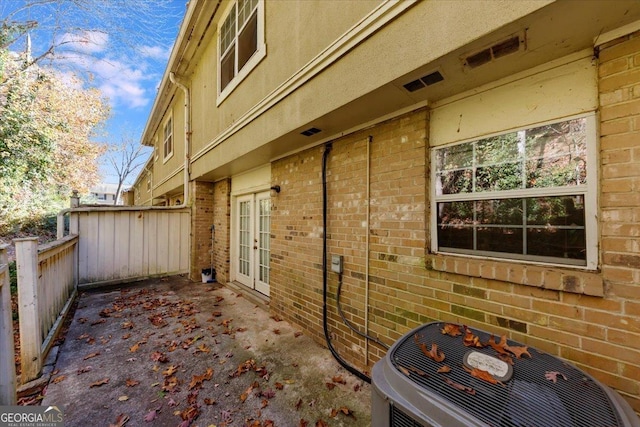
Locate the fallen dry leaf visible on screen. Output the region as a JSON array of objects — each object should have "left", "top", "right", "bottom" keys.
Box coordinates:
[
  {"left": 108, "top": 413, "right": 129, "bottom": 427},
  {"left": 414, "top": 335, "right": 445, "bottom": 362},
  {"left": 325, "top": 382, "right": 336, "bottom": 390},
  {"left": 129, "top": 343, "right": 140, "bottom": 353},
  {"left": 444, "top": 377, "right": 476, "bottom": 395},
  {"left": 462, "top": 326, "right": 484, "bottom": 348},
  {"left": 486, "top": 334, "right": 510, "bottom": 356},
  {"left": 545, "top": 371, "right": 568, "bottom": 383},
  {"left": 90, "top": 378, "right": 110, "bottom": 388},
  {"left": 315, "top": 420, "right": 328, "bottom": 427},
  {"left": 52, "top": 375, "right": 66, "bottom": 384},
  {"left": 162, "top": 365, "right": 178, "bottom": 377},
  {"left": 83, "top": 352, "right": 100, "bottom": 360},
  {"left": 151, "top": 351, "right": 168, "bottom": 363},
  {"left": 441, "top": 323, "right": 462, "bottom": 337},
  {"left": 463, "top": 365, "right": 505, "bottom": 387},
  {"left": 299, "top": 419, "right": 308, "bottom": 427},
  {"left": 437, "top": 365, "right": 451, "bottom": 374},
  {"left": 118, "top": 395, "right": 129, "bottom": 402},
  {"left": 125, "top": 378, "right": 139, "bottom": 387},
  {"left": 505, "top": 343, "right": 531, "bottom": 359},
  {"left": 143, "top": 409, "right": 158, "bottom": 422},
  {"left": 77, "top": 366, "right": 92, "bottom": 375},
  {"left": 195, "top": 343, "right": 210, "bottom": 354},
  {"left": 398, "top": 364, "right": 428, "bottom": 378},
  {"left": 121, "top": 321, "right": 134, "bottom": 330},
  {"left": 296, "top": 398, "right": 303, "bottom": 411},
  {"left": 332, "top": 375, "right": 346, "bottom": 384}
]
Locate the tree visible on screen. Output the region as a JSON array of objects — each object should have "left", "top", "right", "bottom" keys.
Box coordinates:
[
  {"left": 0, "top": 1, "right": 180, "bottom": 231},
  {"left": 105, "top": 136, "right": 151, "bottom": 205},
  {"left": 0, "top": 46, "right": 109, "bottom": 232}
]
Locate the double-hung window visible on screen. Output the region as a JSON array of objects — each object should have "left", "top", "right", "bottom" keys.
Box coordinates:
[
  {"left": 218, "top": 0, "right": 265, "bottom": 102},
  {"left": 432, "top": 114, "right": 597, "bottom": 268},
  {"left": 163, "top": 115, "right": 173, "bottom": 161}
]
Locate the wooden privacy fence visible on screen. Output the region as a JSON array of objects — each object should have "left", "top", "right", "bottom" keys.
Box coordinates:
[
  {"left": 0, "top": 245, "right": 17, "bottom": 404},
  {"left": 58, "top": 206, "right": 190, "bottom": 286},
  {"left": 14, "top": 236, "right": 78, "bottom": 383}
]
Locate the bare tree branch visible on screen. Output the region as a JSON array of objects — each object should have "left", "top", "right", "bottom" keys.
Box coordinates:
[{"left": 105, "top": 136, "right": 150, "bottom": 205}]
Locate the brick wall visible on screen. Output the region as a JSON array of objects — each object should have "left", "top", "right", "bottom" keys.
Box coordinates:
[
  {"left": 271, "top": 109, "right": 428, "bottom": 371},
  {"left": 190, "top": 181, "right": 215, "bottom": 280},
  {"left": 596, "top": 30, "right": 640, "bottom": 412},
  {"left": 212, "top": 179, "right": 231, "bottom": 284},
  {"left": 268, "top": 33, "right": 640, "bottom": 412}
]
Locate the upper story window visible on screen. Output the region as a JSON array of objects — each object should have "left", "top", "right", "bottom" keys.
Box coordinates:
[
  {"left": 432, "top": 114, "right": 597, "bottom": 268},
  {"left": 218, "top": 0, "right": 265, "bottom": 103},
  {"left": 163, "top": 115, "right": 173, "bottom": 161}
]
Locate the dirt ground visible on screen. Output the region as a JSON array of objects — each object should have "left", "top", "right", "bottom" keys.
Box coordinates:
[{"left": 41, "top": 277, "right": 372, "bottom": 426}]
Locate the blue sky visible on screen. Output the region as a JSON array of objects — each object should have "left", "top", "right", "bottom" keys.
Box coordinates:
[{"left": 1, "top": 0, "right": 187, "bottom": 185}]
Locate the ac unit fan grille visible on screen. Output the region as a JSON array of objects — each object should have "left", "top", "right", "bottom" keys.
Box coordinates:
[
  {"left": 391, "top": 322, "right": 622, "bottom": 427},
  {"left": 391, "top": 405, "right": 425, "bottom": 427}
]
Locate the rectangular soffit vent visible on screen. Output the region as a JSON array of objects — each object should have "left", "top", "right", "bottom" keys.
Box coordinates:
[
  {"left": 403, "top": 70, "right": 444, "bottom": 93},
  {"left": 464, "top": 33, "right": 524, "bottom": 69},
  {"left": 301, "top": 127, "right": 321, "bottom": 136}
]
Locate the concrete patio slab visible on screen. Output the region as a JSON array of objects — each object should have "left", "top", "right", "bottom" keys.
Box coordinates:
[{"left": 42, "top": 276, "right": 371, "bottom": 426}]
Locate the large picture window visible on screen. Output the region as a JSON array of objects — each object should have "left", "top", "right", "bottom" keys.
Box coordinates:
[
  {"left": 432, "top": 114, "right": 597, "bottom": 267},
  {"left": 218, "top": 0, "right": 265, "bottom": 101}
]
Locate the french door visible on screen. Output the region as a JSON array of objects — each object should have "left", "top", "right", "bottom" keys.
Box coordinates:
[{"left": 235, "top": 192, "right": 270, "bottom": 296}]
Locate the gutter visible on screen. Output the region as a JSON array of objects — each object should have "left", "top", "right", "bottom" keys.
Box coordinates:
[{"left": 169, "top": 72, "right": 191, "bottom": 206}]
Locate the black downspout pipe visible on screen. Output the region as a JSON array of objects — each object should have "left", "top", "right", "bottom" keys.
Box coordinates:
[{"left": 322, "top": 143, "right": 371, "bottom": 384}]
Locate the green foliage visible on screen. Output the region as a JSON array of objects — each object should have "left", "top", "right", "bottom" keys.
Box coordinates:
[{"left": 0, "top": 25, "right": 109, "bottom": 234}]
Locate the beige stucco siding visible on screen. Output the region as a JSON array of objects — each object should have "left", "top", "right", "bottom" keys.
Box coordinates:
[
  {"left": 190, "top": 0, "right": 553, "bottom": 180},
  {"left": 188, "top": 0, "right": 383, "bottom": 162}
]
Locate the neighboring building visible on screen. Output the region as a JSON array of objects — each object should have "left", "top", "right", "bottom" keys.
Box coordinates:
[
  {"left": 88, "top": 183, "right": 121, "bottom": 205},
  {"left": 131, "top": 0, "right": 640, "bottom": 412}
]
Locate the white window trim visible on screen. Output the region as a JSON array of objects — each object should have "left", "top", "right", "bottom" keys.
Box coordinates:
[
  {"left": 154, "top": 136, "right": 159, "bottom": 162},
  {"left": 430, "top": 112, "right": 599, "bottom": 271},
  {"left": 216, "top": 0, "right": 266, "bottom": 106},
  {"left": 162, "top": 113, "right": 174, "bottom": 163}
]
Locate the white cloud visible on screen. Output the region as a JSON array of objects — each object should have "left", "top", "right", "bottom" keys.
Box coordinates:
[
  {"left": 92, "top": 58, "right": 151, "bottom": 108},
  {"left": 56, "top": 31, "right": 110, "bottom": 54},
  {"left": 60, "top": 53, "right": 152, "bottom": 109},
  {"left": 140, "top": 45, "right": 172, "bottom": 61}
]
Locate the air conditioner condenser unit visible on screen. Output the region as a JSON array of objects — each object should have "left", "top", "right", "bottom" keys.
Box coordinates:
[{"left": 372, "top": 322, "right": 640, "bottom": 427}]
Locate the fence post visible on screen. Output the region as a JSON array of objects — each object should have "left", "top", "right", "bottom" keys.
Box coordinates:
[
  {"left": 69, "top": 212, "right": 79, "bottom": 287},
  {"left": 0, "top": 245, "right": 17, "bottom": 404},
  {"left": 14, "top": 238, "right": 42, "bottom": 383}
]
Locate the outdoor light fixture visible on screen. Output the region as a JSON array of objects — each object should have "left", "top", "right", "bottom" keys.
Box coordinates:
[{"left": 270, "top": 185, "right": 281, "bottom": 193}]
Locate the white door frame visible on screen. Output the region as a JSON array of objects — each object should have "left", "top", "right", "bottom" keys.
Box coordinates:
[{"left": 231, "top": 191, "right": 271, "bottom": 296}]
